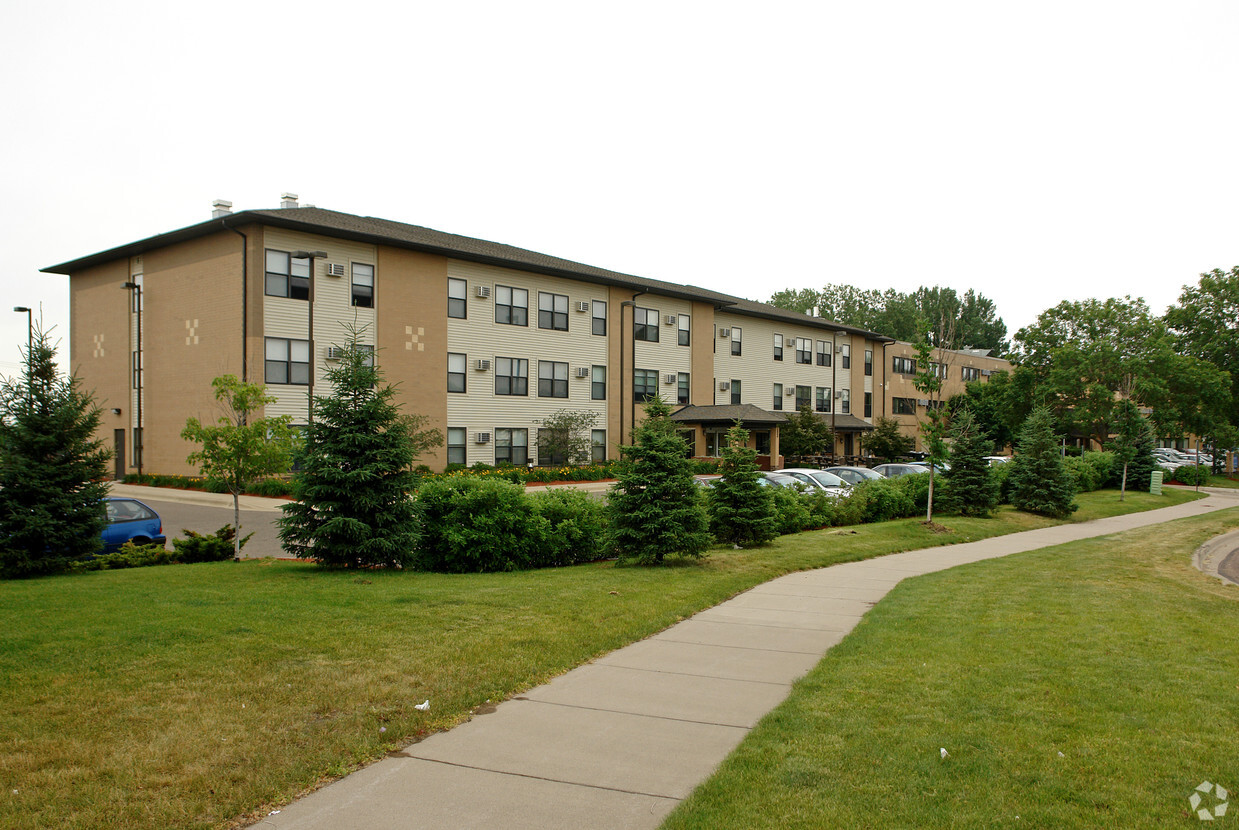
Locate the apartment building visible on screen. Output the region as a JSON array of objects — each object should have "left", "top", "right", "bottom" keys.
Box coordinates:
[
  {"left": 43, "top": 198, "right": 899, "bottom": 476},
  {"left": 884, "top": 341, "right": 1014, "bottom": 452}
]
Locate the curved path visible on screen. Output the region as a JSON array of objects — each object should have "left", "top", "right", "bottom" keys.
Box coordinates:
[{"left": 254, "top": 491, "right": 1239, "bottom": 830}]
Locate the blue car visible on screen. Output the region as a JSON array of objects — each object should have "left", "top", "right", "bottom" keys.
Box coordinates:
[{"left": 101, "top": 497, "right": 167, "bottom": 553}]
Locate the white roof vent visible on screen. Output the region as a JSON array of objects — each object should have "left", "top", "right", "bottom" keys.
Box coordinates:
[
  {"left": 211, "top": 199, "right": 232, "bottom": 218},
  {"left": 280, "top": 192, "right": 299, "bottom": 209}
]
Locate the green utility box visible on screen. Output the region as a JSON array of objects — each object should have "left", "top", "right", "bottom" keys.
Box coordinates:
[{"left": 1150, "top": 470, "right": 1163, "bottom": 495}]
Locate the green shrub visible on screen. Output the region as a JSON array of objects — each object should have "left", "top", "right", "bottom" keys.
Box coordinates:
[
  {"left": 415, "top": 477, "right": 548, "bottom": 572},
  {"left": 529, "top": 488, "right": 608, "bottom": 566},
  {"left": 1171, "top": 464, "right": 1210, "bottom": 486},
  {"left": 246, "top": 477, "right": 293, "bottom": 498},
  {"left": 70, "top": 541, "right": 178, "bottom": 572},
  {"left": 851, "top": 479, "right": 916, "bottom": 523},
  {"left": 768, "top": 487, "right": 811, "bottom": 535},
  {"left": 830, "top": 488, "right": 870, "bottom": 527},
  {"left": 1082, "top": 451, "right": 1115, "bottom": 490},
  {"left": 992, "top": 461, "right": 1015, "bottom": 503},
  {"left": 172, "top": 525, "right": 251, "bottom": 563},
  {"left": 890, "top": 473, "right": 931, "bottom": 514},
  {"left": 1063, "top": 456, "right": 1102, "bottom": 492},
  {"left": 801, "top": 490, "right": 838, "bottom": 530}
]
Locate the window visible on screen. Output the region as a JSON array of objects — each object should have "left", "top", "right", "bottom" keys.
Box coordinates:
[
  {"left": 773, "top": 334, "right": 783, "bottom": 361},
  {"left": 730, "top": 327, "right": 742, "bottom": 356},
  {"left": 495, "top": 357, "right": 528, "bottom": 395},
  {"left": 495, "top": 285, "right": 528, "bottom": 326},
  {"left": 865, "top": 349, "right": 873, "bottom": 377},
  {"left": 591, "top": 430, "right": 607, "bottom": 464},
  {"left": 962, "top": 366, "right": 981, "bottom": 381},
  {"left": 538, "top": 292, "right": 568, "bottom": 331},
  {"left": 892, "top": 397, "right": 917, "bottom": 415},
  {"left": 495, "top": 428, "right": 528, "bottom": 465},
  {"left": 816, "top": 340, "right": 831, "bottom": 367},
  {"left": 730, "top": 379, "right": 741, "bottom": 405},
  {"left": 592, "top": 300, "right": 607, "bottom": 336},
  {"left": 840, "top": 388, "right": 850, "bottom": 414},
  {"left": 795, "top": 385, "right": 811, "bottom": 411},
  {"left": 447, "top": 427, "right": 466, "bottom": 466},
  {"left": 538, "top": 361, "right": 568, "bottom": 398},
  {"left": 448, "top": 278, "right": 467, "bottom": 319},
  {"left": 755, "top": 431, "right": 771, "bottom": 455},
  {"left": 537, "top": 429, "right": 568, "bottom": 466},
  {"left": 864, "top": 391, "right": 873, "bottom": 418},
  {"left": 591, "top": 365, "right": 606, "bottom": 400},
  {"left": 131, "top": 350, "right": 142, "bottom": 389},
  {"left": 265, "top": 337, "right": 309, "bottom": 385},
  {"left": 772, "top": 383, "right": 783, "bottom": 410},
  {"left": 841, "top": 344, "right": 851, "bottom": 369},
  {"left": 816, "top": 387, "right": 832, "bottom": 413},
  {"left": 634, "top": 368, "right": 658, "bottom": 402},
  {"left": 264, "top": 249, "right": 310, "bottom": 300},
  {"left": 351, "top": 263, "right": 374, "bottom": 308},
  {"left": 926, "top": 399, "right": 945, "bottom": 411},
  {"left": 634, "top": 307, "right": 659, "bottom": 342},
  {"left": 677, "top": 372, "right": 690, "bottom": 405},
  {"left": 132, "top": 427, "right": 142, "bottom": 469},
  {"left": 678, "top": 314, "right": 690, "bottom": 346},
  {"left": 795, "top": 338, "right": 812, "bottom": 364},
  {"left": 892, "top": 356, "right": 917, "bottom": 375},
  {"left": 447, "top": 353, "right": 466, "bottom": 393},
  {"left": 929, "top": 361, "right": 948, "bottom": 379}
]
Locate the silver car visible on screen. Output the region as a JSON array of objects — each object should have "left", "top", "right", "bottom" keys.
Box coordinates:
[{"left": 773, "top": 468, "right": 849, "bottom": 496}]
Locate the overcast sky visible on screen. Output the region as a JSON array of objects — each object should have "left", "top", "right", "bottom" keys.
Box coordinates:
[{"left": 2, "top": 1, "right": 1236, "bottom": 378}]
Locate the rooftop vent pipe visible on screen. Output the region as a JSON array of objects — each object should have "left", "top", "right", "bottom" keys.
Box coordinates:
[
  {"left": 212, "top": 199, "right": 233, "bottom": 218},
  {"left": 280, "top": 193, "right": 299, "bottom": 209}
]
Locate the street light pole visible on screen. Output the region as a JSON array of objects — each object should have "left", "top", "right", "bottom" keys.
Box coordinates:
[
  {"left": 290, "top": 251, "right": 327, "bottom": 425},
  {"left": 121, "top": 282, "right": 143, "bottom": 477},
  {"left": 12, "top": 306, "right": 31, "bottom": 406}
]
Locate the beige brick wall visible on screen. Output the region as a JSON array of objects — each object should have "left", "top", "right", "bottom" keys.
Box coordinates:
[{"left": 69, "top": 259, "right": 133, "bottom": 478}]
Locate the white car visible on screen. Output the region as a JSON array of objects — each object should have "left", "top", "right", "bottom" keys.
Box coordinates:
[{"left": 773, "top": 468, "right": 850, "bottom": 497}]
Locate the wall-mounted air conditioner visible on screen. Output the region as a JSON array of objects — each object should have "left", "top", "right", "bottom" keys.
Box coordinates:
[
  {"left": 474, "top": 432, "right": 491, "bottom": 444},
  {"left": 835, "top": 345, "right": 845, "bottom": 353},
  {"left": 575, "top": 366, "right": 590, "bottom": 378},
  {"left": 785, "top": 387, "right": 796, "bottom": 396},
  {"left": 474, "top": 359, "right": 491, "bottom": 371},
  {"left": 326, "top": 263, "right": 346, "bottom": 278},
  {"left": 916, "top": 398, "right": 929, "bottom": 406},
  {"left": 325, "top": 346, "right": 344, "bottom": 359},
  {"left": 663, "top": 373, "right": 676, "bottom": 384},
  {"left": 718, "top": 381, "right": 730, "bottom": 391},
  {"left": 476, "top": 285, "right": 491, "bottom": 298},
  {"left": 664, "top": 315, "right": 677, "bottom": 326},
  {"left": 718, "top": 328, "right": 731, "bottom": 338},
  {"left": 575, "top": 301, "right": 589, "bottom": 312},
  {"left": 981, "top": 369, "right": 992, "bottom": 376},
  {"left": 835, "top": 390, "right": 844, "bottom": 398}
]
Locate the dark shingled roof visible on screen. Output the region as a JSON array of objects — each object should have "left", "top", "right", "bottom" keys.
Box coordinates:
[
  {"left": 670, "top": 404, "right": 789, "bottom": 425},
  {"left": 41, "top": 206, "right": 893, "bottom": 341}
]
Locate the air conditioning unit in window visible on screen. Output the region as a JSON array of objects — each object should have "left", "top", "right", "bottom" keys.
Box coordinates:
[
  {"left": 785, "top": 387, "right": 796, "bottom": 396},
  {"left": 916, "top": 398, "right": 929, "bottom": 406},
  {"left": 836, "top": 345, "right": 845, "bottom": 353},
  {"left": 575, "top": 301, "right": 589, "bottom": 312},
  {"left": 718, "top": 328, "right": 731, "bottom": 338},
  {"left": 324, "top": 346, "right": 344, "bottom": 360},
  {"left": 835, "top": 390, "right": 844, "bottom": 398},
  {"left": 474, "top": 359, "right": 491, "bottom": 371},
  {"left": 718, "top": 381, "right": 730, "bottom": 391},
  {"left": 474, "top": 432, "right": 491, "bottom": 444},
  {"left": 325, "top": 263, "right": 346, "bottom": 278},
  {"left": 476, "top": 285, "right": 491, "bottom": 298},
  {"left": 981, "top": 369, "right": 992, "bottom": 377},
  {"left": 575, "top": 366, "right": 590, "bottom": 378},
  {"left": 663, "top": 373, "right": 676, "bottom": 384},
  {"left": 787, "top": 333, "right": 799, "bottom": 342},
  {"left": 664, "top": 315, "right": 677, "bottom": 326}
]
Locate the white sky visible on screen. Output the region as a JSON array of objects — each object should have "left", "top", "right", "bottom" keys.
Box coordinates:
[{"left": 2, "top": 0, "right": 1236, "bottom": 378}]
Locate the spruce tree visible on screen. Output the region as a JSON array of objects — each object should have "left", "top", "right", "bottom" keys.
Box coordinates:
[
  {"left": 0, "top": 325, "right": 111, "bottom": 577},
  {"left": 1008, "top": 406, "right": 1078, "bottom": 518},
  {"left": 941, "top": 409, "right": 998, "bottom": 517},
  {"left": 608, "top": 397, "right": 712, "bottom": 564},
  {"left": 709, "top": 422, "right": 778, "bottom": 546},
  {"left": 279, "top": 334, "right": 439, "bottom": 568}
]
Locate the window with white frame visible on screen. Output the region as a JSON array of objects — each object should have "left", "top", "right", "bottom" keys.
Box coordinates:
[
  {"left": 816, "top": 386, "right": 832, "bottom": 413},
  {"left": 840, "top": 388, "right": 850, "bottom": 414},
  {"left": 495, "top": 357, "right": 528, "bottom": 395},
  {"left": 447, "top": 353, "right": 466, "bottom": 393},
  {"left": 795, "top": 385, "right": 811, "bottom": 410},
  {"left": 795, "top": 338, "right": 812, "bottom": 364},
  {"left": 864, "top": 391, "right": 873, "bottom": 417},
  {"left": 495, "top": 428, "right": 528, "bottom": 465},
  {"left": 448, "top": 278, "right": 467, "bottom": 319},
  {"left": 773, "top": 334, "right": 783, "bottom": 361},
  {"left": 816, "top": 340, "right": 831, "bottom": 367},
  {"left": 447, "top": 427, "right": 466, "bottom": 465},
  {"left": 634, "top": 308, "right": 659, "bottom": 342},
  {"left": 264, "top": 249, "right": 310, "bottom": 300},
  {"left": 592, "top": 300, "right": 607, "bottom": 336},
  {"left": 265, "top": 337, "right": 309, "bottom": 385},
  {"left": 591, "top": 365, "right": 606, "bottom": 400},
  {"left": 495, "top": 285, "right": 528, "bottom": 326},
  {"left": 634, "top": 368, "right": 658, "bottom": 402},
  {"left": 538, "top": 292, "right": 568, "bottom": 331},
  {"left": 537, "top": 361, "right": 569, "bottom": 398},
  {"left": 677, "top": 372, "right": 690, "bottom": 405},
  {"left": 730, "top": 379, "right": 741, "bottom": 405},
  {"left": 678, "top": 314, "right": 690, "bottom": 346},
  {"left": 773, "top": 383, "right": 783, "bottom": 410},
  {"left": 841, "top": 344, "right": 851, "bottom": 369},
  {"left": 591, "top": 429, "right": 607, "bottom": 463},
  {"left": 351, "top": 263, "right": 374, "bottom": 308},
  {"left": 730, "top": 326, "right": 742, "bottom": 356}
]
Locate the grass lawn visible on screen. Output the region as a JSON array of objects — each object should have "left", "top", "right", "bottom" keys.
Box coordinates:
[
  {"left": 0, "top": 488, "right": 1208, "bottom": 829},
  {"left": 662, "top": 504, "right": 1239, "bottom": 829}
]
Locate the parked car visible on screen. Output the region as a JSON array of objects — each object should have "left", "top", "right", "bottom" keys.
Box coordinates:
[
  {"left": 984, "top": 456, "right": 1012, "bottom": 466},
  {"left": 822, "top": 465, "right": 886, "bottom": 485},
  {"left": 774, "top": 468, "right": 849, "bottom": 496},
  {"left": 871, "top": 463, "right": 930, "bottom": 478},
  {"left": 758, "top": 472, "right": 807, "bottom": 489},
  {"left": 911, "top": 461, "right": 951, "bottom": 474},
  {"left": 101, "top": 497, "right": 166, "bottom": 553}
]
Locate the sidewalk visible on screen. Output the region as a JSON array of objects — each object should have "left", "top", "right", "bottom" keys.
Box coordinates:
[{"left": 253, "top": 490, "right": 1239, "bottom": 830}]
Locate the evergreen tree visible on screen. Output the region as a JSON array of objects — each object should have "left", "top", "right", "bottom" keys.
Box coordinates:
[
  {"left": 0, "top": 325, "right": 111, "bottom": 577},
  {"left": 779, "top": 404, "right": 833, "bottom": 463},
  {"left": 608, "top": 397, "right": 712, "bottom": 564},
  {"left": 279, "top": 334, "right": 441, "bottom": 568},
  {"left": 941, "top": 409, "right": 998, "bottom": 517},
  {"left": 864, "top": 416, "right": 914, "bottom": 463},
  {"left": 1007, "top": 407, "right": 1078, "bottom": 518},
  {"left": 182, "top": 375, "right": 297, "bottom": 559},
  {"left": 709, "top": 422, "right": 777, "bottom": 546}
]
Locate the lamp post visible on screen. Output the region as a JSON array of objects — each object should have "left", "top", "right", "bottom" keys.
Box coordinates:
[
  {"left": 290, "top": 251, "right": 327, "bottom": 425},
  {"left": 12, "top": 306, "right": 31, "bottom": 406},
  {"left": 121, "top": 282, "right": 143, "bottom": 477}
]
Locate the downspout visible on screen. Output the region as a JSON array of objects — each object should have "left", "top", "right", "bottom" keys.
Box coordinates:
[
  {"left": 881, "top": 340, "right": 890, "bottom": 418},
  {"left": 620, "top": 291, "right": 646, "bottom": 443},
  {"left": 224, "top": 220, "right": 249, "bottom": 382}
]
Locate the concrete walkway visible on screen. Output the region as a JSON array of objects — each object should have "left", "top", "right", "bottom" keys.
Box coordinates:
[{"left": 253, "top": 491, "right": 1239, "bottom": 830}]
